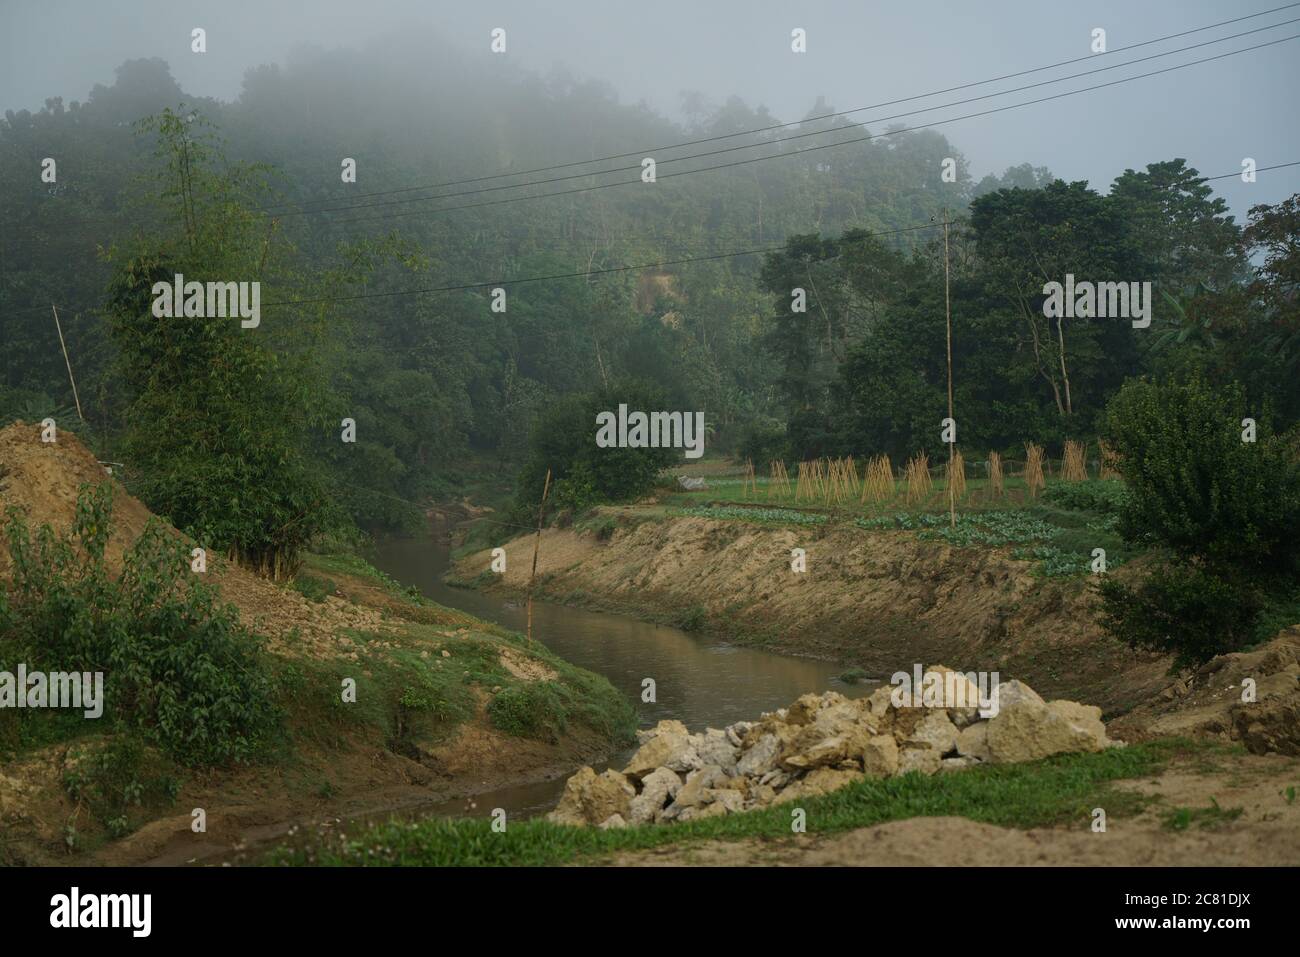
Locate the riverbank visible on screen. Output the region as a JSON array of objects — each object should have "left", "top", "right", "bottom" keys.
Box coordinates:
[
  {"left": 0, "top": 422, "right": 635, "bottom": 865},
  {"left": 450, "top": 508, "right": 1171, "bottom": 715}
]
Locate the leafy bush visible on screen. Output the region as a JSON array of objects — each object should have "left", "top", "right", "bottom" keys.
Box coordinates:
[
  {"left": 515, "top": 379, "right": 679, "bottom": 513},
  {"left": 0, "top": 484, "right": 282, "bottom": 766},
  {"left": 1098, "top": 377, "right": 1300, "bottom": 665},
  {"left": 1102, "top": 377, "right": 1300, "bottom": 575},
  {"left": 487, "top": 682, "right": 571, "bottom": 743},
  {"left": 1097, "top": 565, "right": 1263, "bottom": 670}
]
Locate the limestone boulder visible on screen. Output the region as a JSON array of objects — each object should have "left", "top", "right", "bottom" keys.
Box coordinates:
[
  {"left": 696, "top": 728, "right": 739, "bottom": 773},
  {"left": 860, "top": 734, "right": 900, "bottom": 778},
  {"left": 736, "top": 733, "right": 782, "bottom": 777},
  {"left": 986, "top": 697, "right": 1109, "bottom": 764},
  {"left": 956, "top": 720, "right": 991, "bottom": 762},
  {"left": 988, "top": 679, "right": 1043, "bottom": 716},
  {"left": 546, "top": 766, "right": 635, "bottom": 826},
  {"left": 903, "top": 709, "right": 959, "bottom": 756},
  {"left": 773, "top": 766, "right": 863, "bottom": 804},
  {"left": 623, "top": 728, "right": 699, "bottom": 780},
  {"left": 627, "top": 766, "right": 682, "bottom": 824},
  {"left": 897, "top": 747, "right": 942, "bottom": 776}
]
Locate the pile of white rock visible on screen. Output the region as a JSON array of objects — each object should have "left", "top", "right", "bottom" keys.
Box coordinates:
[{"left": 546, "top": 666, "right": 1115, "bottom": 828}]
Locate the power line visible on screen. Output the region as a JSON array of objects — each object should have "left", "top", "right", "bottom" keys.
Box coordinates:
[
  {"left": 299, "top": 32, "right": 1300, "bottom": 227},
  {"left": 8, "top": 7, "right": 1297, "bottom": 240},
  {"left": 265, "top": 16, "right": 1300, "bottom": 219},
  {"left": 4, "top": 160, "right": 1297, "bottom": 320},
  {"left": 257, "top": 3, "right": 1300, "bottom": 211}
]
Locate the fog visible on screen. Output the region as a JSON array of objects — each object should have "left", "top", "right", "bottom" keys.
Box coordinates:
[{"left": 4, "top": 0, "right": 1298, "bottom": 215}]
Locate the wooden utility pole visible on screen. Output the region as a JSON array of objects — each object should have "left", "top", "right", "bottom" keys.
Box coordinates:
[
  {"left": 51, "top": 305, "right": 83, "bottom": 422},
  {"left": 526, "top": 468, "right": 552, "bottom": 642},
  {"left": 943, "top": 209, "right": 955, "bottom": 529}
]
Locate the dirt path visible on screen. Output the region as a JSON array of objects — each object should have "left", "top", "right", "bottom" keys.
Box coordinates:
[{"left": 600, "top": 752, "right": 1300, "bottom": 866}]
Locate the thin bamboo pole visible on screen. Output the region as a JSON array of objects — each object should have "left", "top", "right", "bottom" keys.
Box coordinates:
[
  {"left": 51, "top": 305, "right": 83, "bottom": 422},
  {"left": 527, "top": 468, "right": 552, "bottom": 642}
]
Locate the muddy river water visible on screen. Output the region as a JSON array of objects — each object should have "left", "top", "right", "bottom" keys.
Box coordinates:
[{"left": 369, "top": 535, "right": 873, "bottom": 820}]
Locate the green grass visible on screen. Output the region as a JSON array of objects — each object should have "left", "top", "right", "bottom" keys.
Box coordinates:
[
  {"left": 1163, "top": 797, "right": 1244, "bottom": 831},
  {"left": 269, "top": 739, "right": 1186, "bottom": 867},
  {"left": 291, "top": 571, "right": 337, "bottom": 603},
  {"left": 302, "top": 552, "right": 427, "bottom": 604}
]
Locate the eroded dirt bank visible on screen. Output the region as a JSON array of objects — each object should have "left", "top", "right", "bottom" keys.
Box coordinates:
[
  {"left": 0, "top": 422, "right": 628, "bottom": 865},
  {"left": 457, "top": 511, "right": 1174, "bottom": 716}
]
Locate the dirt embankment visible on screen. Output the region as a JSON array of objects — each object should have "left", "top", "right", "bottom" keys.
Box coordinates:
[
  {"left": 0, "top": 421, "right": 623, "bottom": 866},
  {"left": 458, "top": 512, "right": 1174, "bottom": 715}
]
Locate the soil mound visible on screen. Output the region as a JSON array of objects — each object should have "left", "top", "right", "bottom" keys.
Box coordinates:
[{"left": 0, "top": 420, "right": 394, "bottom": 657}]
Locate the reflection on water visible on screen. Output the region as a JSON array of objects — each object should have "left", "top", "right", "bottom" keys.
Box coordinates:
[{"left": 369, "top": 536, "right": 874, "bottom": 819}]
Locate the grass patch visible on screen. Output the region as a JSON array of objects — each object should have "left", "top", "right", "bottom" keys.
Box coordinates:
[
  {"left": 1163, "top": 797, "right": 1244, "bottom": 831},
  {"left": 270, "top": 739, "right": 1182, "bottom": 867},
  {"left": 291, "top": 571, "right": 337, "bottom": 603}
]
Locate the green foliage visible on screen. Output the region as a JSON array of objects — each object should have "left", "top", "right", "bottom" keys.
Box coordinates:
[
  {"left": 0, "top": 483, "right": 282, "bottom": 766},
  {"left": 63, "top": 736, "right": 181, "bottom": 838},
  {"left": 291, "top": 572, "right": 337, "bottom": 603},
  {"left": 681, "top": 504, "right": 828, "bottom": 525},
  {"left": 516, "top": 379, "right": 678, "bottom": 513},
  {"left": 1098, "top": 376, "right": 1300, "bottom": 666},
  {"left": 103, "top": 111, "right": 335, "bottom": 578},
  {"left": 1098, "top": 565, "right": 1264, "bottom": 670},
  {"left": 486, "top": 682, "right": 572, "bottom": 743},
  {"left": 1041, "top": 479, "right": 1130, "bottom": 515},
  {"left": 1102, "top": 377, "right": 1300, "bottom": 574}
]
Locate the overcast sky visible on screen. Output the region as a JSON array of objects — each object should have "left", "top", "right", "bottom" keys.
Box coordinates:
[{"left": 2, "top": 0, "right": 1297, "bottom": 217}]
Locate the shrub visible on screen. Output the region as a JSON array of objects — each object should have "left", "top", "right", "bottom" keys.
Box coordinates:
[
  {"left": 1, "top": 484, "right": 282, "bottom": 766},
  {"left": 1097, "top": 376, "right": 1300, "bottom": 665},
  {"left": 1102, "top": 377, "right": 1300, "bottom": 575},
  {"left": 1097, "top": 565, "right": 1263, "bottom": 670},
  {"left": 487, "top": 682, "right": 570, "bottom": 743}
]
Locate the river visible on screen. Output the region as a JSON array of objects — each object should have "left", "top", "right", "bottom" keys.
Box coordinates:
[{"left": 368, "top": 535, "right": 872, "bottom": 820}]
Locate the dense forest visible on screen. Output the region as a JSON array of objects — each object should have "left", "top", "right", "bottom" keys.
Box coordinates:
[{"left": 2, "top": 37, "right": 1297, "bottom": 550}]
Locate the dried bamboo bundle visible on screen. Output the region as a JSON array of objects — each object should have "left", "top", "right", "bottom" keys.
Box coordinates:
[
  {"left": 795, "top": 461, "right": 810, "bottom": 502},
  {"left": 1061, "top": 440, "right": 1087, "bottom": 482},
  {"left": 769, "top": 460, "right": 792, "bottom": 499},
  {"left": 1098, "top": 439, "right": 1121, "bottom": 480},
  {"left": 947, "top": 448, "right": 967, "bottom": 501},
  {"left": 905, "top": 452, "right": 932, "bottom": 504},
  {"left": 988, "top": 451, "right": 1004, "bottom": 498},
  {"left": 842, "top": 456, "right": 861, "bottom": 496},
  {"left": 1024, "top": 442, "right": 1046, "bottom": 499},
  {"left": 862, "top": 454, "right": 895, "bottom": 504},
  {"left": 812, "top": 458, "right": 828, "bottom": 501}
]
